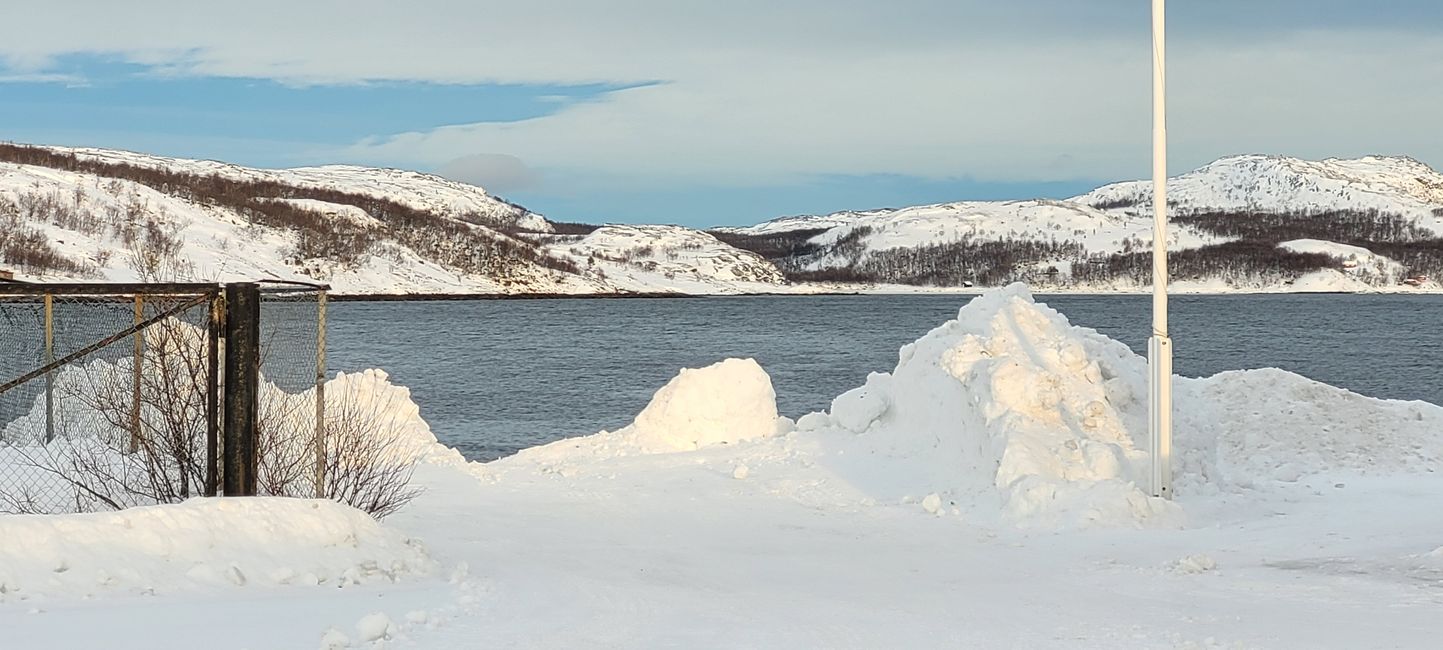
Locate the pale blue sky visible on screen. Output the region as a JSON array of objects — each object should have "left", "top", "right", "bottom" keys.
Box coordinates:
[{"left": 2, "top": 1, "right": 1440, "bottom": 227}]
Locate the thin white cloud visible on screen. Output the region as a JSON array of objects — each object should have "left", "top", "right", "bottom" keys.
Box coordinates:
[
  {"left": 0, "top": 72, "right": 87, "bottom": 84},
  {"left": 4, "top": 2, "right": 1442, "bottom": 190},
  {"left": 435, "top": 153, "right": 540, "bottom": 193}
]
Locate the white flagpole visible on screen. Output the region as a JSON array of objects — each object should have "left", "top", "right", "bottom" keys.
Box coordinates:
[{"left": 1149, "top": 0, "right": 1173, "bottom": 499}]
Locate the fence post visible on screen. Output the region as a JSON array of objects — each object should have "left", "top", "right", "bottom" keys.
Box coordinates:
[
  {"left": 130, "top": 295, "right": 143, "bottom": 454},
  {"left": 222, "top": 283, "right": 260, "bottom": 496},
  {"left": 314, "top": 289, "right": 327, "bottom": 499},
  {"left": 43, "top": 293, "right": 53, "bottom": 444},
  {"left": 206, "top": 290, "right": 223, "bottom": 496}
]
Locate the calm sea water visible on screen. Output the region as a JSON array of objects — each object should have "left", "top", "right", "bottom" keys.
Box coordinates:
[{"left": 326, "top": 295, "right": 1443, "bottom": 461}]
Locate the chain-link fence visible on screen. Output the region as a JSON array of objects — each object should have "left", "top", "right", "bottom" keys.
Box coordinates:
[
  {"left": 0, "top": 281, "right": 328, "bottom": 514},
  {"left": 255, "top": 282, "right": 328, "bottom": 502}
]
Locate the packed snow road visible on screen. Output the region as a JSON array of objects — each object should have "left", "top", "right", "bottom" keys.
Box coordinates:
[{"left": 3, "top": 285, "right": 1441, "bottom": 648}]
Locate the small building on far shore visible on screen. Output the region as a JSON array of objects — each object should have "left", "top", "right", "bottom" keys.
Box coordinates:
[{"left": 0, "top": 269, "right": 13, "bottom": 281}]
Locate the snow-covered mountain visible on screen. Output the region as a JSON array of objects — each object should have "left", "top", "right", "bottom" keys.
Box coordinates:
[
  {"left": 0, "top": 144, "right": 788, "bottom": 295},
  {"left": 530, "top": 224, "right": 785, "bottom": 290},
  {"left": 4, "top": 143, "right": 1442, "bottom": 294},
  {"left": 63, "top": 147, "right": 553, "bottom": 233},
  {"left": 720, "top": 198, "right": 1222, "bottom": 259},
  {"left": 1078, "top": 154, "right": 1443, "bottom": 222},
  {"left": 723, "top": 154, "right": 1443, "bottom": 292}
]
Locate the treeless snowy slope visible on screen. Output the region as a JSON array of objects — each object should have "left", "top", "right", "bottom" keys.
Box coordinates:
[
  {"left": 1279, "top": 238, "right": 1407, "bottom": 283},
  {"left": 714, "top": 207, "right": 894, "bottom": 236}
]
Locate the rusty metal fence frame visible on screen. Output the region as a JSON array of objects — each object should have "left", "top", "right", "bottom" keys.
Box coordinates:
[{"left": 0, "top": 279, "right": 328, "bottom": 514}]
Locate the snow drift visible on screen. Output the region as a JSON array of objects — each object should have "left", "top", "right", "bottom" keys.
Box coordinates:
[
  {"left": 0, "top": 498, "right": 435, "bottom": 603},
  {"left": 497, "top": 284, "right": 1443, "bottom": 529}
]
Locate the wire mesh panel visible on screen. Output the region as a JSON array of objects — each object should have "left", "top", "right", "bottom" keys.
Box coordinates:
[
  {"left": 257, "top": 283, "right": 327, "bottom": 499},
  {"left": 0, "top": 285, "right": 220, "bottom": 513},
  {"left": 0, "top": 281, "right": 330, "bottom": 513}
]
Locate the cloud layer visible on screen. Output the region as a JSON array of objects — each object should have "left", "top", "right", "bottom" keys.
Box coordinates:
[{"left": 4, "top": 1, "right": 1442, "bottom": 195}]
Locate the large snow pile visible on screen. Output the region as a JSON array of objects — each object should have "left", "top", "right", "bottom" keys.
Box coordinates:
[
  {"left": 796, "top": 285, "right": 1179, "bottom": 527},
  {"left": 509, "top": 358, "right": 784, "bottom": 457},
  {"left": 497, "top": 284, "right": 1443, "bottom": 529},
  {"left": 1174, "top": 368, "right": 1442, "bottom": 492},
  {"left": 0, "top": 498, "right": 435, "bottom": 602},
  {"left": 629, "top": 358, "right": 781, "bottom": 452}
]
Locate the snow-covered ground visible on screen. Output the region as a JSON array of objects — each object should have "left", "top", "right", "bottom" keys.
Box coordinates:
[{"left": 3, "top": 285, "right": 1440, "bottom": 648}]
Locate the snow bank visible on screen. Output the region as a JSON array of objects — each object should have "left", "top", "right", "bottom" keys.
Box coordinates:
[
  {"left": 815, "top": 284, "right": 1440, "bottom": 526},
  {"left": 1174, "top": 368, "right": 1443, "bottom": 492},
  {"left": 510, "top": 358, "right": 785, "bottom": 461},
  {"left": 0, "top": 498, "right": 435, "bottom": 602},
  {"left": 497, "top": 283, "right": 1443, "bottom": 530},
  {"left": 630, "top": 358, "right": 781, "bottom": 452},
  {"left": 801, "top": 284, "right": 1177, "bottom": 527},
  {"left": 324, "top": 369, "right": 464, "bottom": 467}
]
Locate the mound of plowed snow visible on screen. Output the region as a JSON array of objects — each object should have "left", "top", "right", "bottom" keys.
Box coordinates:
[{"left": 492, "top": 284, "right": 1443, "bottom": 529}]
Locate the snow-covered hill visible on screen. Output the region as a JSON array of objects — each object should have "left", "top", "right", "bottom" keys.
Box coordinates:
[
  {"left": 534, "top": 225, "right": 787, "bottom": 292},
  {"left": 724, "top": 199, "right": 1222, "bottom": 261},
  {"left": 62, "top": 146, "right": 552, "bottom": 233},
  {"left": 723, "top": 154, "right": 1443, "bottom": 292},
  {"left": 5, "top": 143, "right": 1443, "bottom": 294},
  {"left": 0, "top": 145, "right": 788, "bottom": 295},
  {"left": 1078, "top": 154, "right": 1443, "bottom": 225}
]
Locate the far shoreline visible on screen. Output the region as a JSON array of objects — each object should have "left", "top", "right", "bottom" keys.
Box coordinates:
[{"left": 326, "top": 287, "right": 1443, "bottom": 301}]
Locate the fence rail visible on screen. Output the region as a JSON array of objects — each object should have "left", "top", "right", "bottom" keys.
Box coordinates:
[{"left": 0, "top": 280, "right": 327, "bottom": 514}]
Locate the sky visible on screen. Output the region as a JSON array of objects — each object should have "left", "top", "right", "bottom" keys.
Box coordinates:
[{"left": 2, "top": 1, "right": 1441, "bottom": 228}]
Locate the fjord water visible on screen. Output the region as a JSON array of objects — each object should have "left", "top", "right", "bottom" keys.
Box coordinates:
[{"left": 327, "top": 294, "right": 1443, "bottom": 461}]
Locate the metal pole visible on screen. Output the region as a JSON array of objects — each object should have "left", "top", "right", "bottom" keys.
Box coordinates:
[
  {"left": 43, "top": 293, "right": 54, "bottom": 443},
  {"left": 1149, "top": 0, "right": 1174, "bottom": 499},
  {"left": 130, "top": 295, "right": 143, "bottom": 454},
  {"left": 314, "top": 290, "right": 327, "bottom": 499}
]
